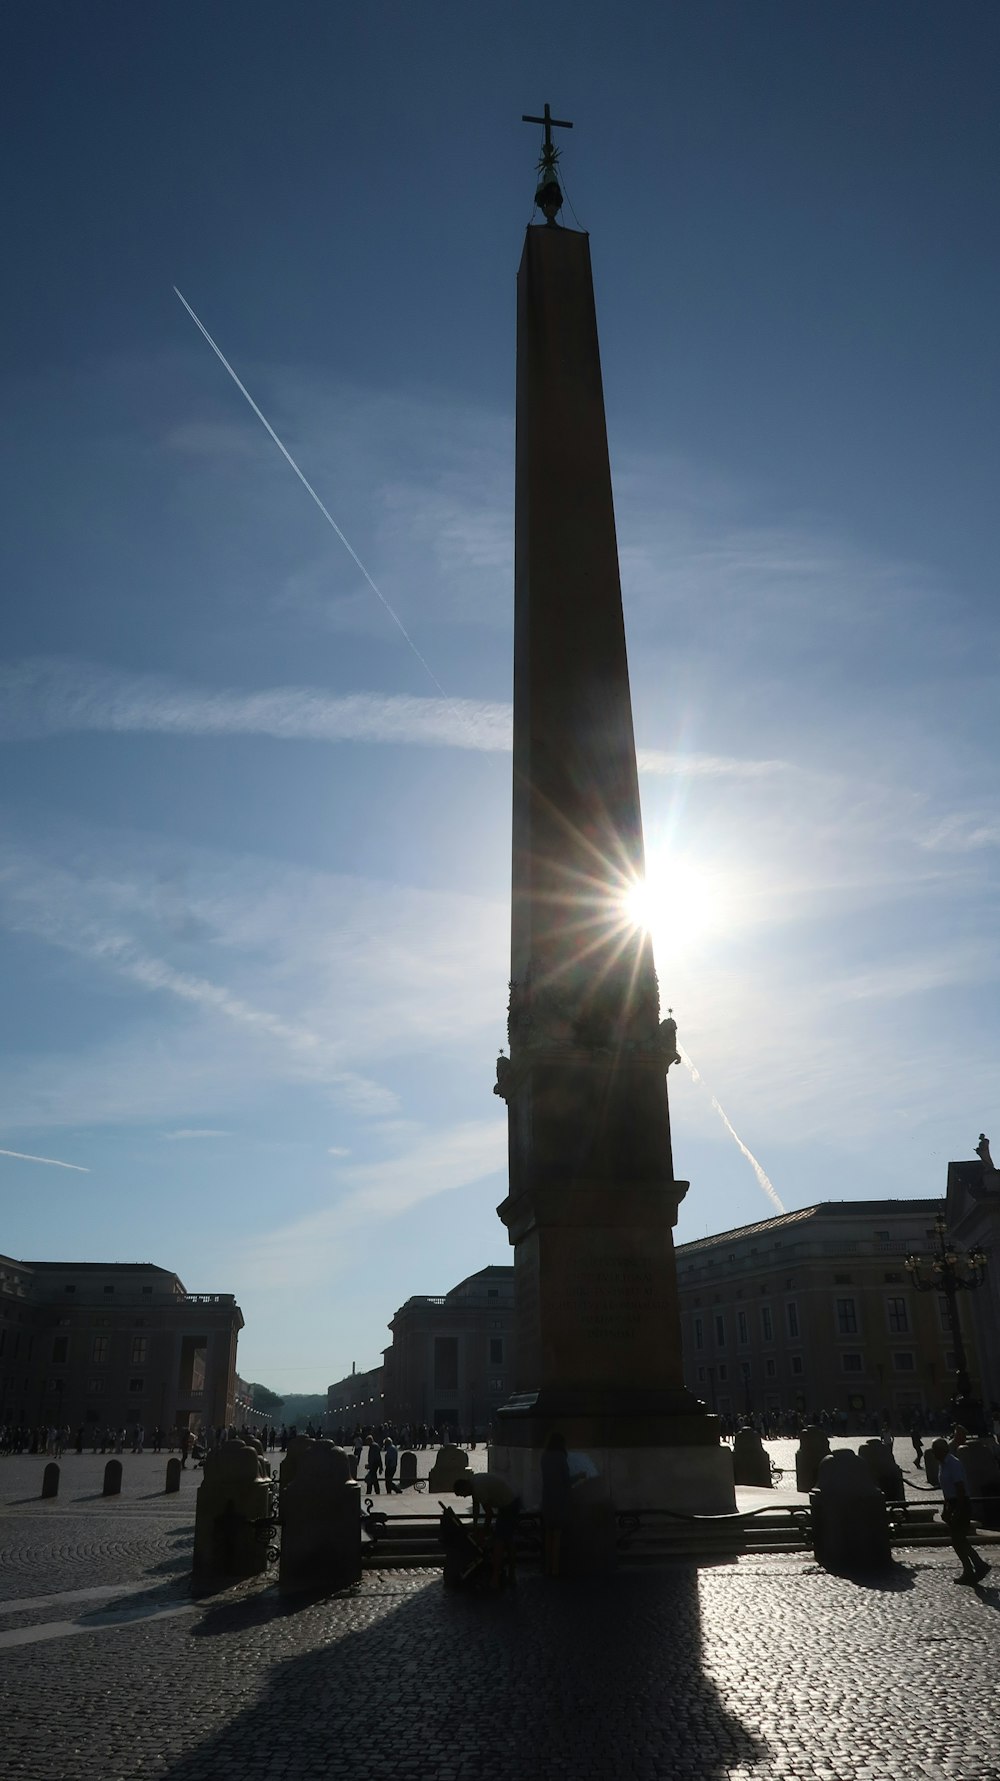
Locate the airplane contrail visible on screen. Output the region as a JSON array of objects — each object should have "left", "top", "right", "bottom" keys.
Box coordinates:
[
  {"left": 678, "top": 1047, "right": 785, "bottom": 1214},
  {"left": 0, "top": 1147, "right": 91, "bottom": 1174},
  {"left": 173, "top": 287, "right": 445, "bottom": 695}
]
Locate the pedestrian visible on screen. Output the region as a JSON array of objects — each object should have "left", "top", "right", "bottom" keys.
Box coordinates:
[
  {"left": 180, "top": 1427, "right": 191, "bottom": 1469},
  {"left": 910, "top": 1416, "right": 924, "bottom": 1470},
  {"left": 453, "top": 1471, "right": 520, "bottom": 1590},
  {"left": 540, "top": 1430, "right": 578, "bottom": 1578},
  {"left": 364, "top": 1435, "right": 383, "bottom": 1495},
  {"left": 383, "top": 1436, "right": 398, "bottom": 1494},
  {"left": 931, "top": 1437, "right": 991, "bottom": 1586}
]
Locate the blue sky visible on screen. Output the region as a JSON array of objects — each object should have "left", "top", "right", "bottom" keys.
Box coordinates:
[{"left": 2, "top": 3, "right": 998, "bottom": 1391}]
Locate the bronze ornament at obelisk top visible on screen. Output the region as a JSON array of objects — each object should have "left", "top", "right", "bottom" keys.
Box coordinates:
[{"left": 490, "top": 113, "right": 735, "bottom": 1524}]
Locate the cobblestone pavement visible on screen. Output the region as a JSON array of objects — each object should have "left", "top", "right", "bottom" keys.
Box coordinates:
[{"left": 2, "top": 1453, "right": 1000, "bottom": 1780}]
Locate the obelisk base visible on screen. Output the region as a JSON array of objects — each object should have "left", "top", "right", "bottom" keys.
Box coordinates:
[{"left": 488, "top": 1438, "right": 736, "bottom": 1524}]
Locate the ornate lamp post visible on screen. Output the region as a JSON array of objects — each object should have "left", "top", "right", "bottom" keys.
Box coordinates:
[{"left": 905, "top": 1210, "right": 988, "bottom": 1404}]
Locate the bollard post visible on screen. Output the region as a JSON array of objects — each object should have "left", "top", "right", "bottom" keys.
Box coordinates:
[
  {"left": 165, "top": 1457, "right": 182, "bottom": 1494},
  {"left": 103, "top": 1458, "right": 123, "bottom": 1497},
  {"left": 42, "top": 1462, "right": 60, "bottom": 1499}
]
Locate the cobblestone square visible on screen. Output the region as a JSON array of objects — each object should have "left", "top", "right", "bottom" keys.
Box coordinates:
[{"left": 2, "top": 1450, "right": 999, "bottom": 1780}]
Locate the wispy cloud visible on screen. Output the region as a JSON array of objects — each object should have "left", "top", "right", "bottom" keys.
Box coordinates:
[
  {"left": 161, "top": 1128, "right": 231, "bottom": 1141},
  {"left": 0, "top": 658, "right": 509, "bottom": 755},
  {"left": 0, "top": 657, "right": 787, "bottom": 781},
  {"left": 236, "top": 1117, "right": 506, "bottom": 1287}
]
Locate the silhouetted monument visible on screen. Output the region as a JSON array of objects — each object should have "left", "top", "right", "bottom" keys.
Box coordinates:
[{"left": 491, "top": 111, "right": 734, "bottom": 1521}]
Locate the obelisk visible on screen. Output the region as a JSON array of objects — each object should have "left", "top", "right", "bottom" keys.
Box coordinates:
[{"left": 491, "top": 112, "right": 735, "bottom": 1520}]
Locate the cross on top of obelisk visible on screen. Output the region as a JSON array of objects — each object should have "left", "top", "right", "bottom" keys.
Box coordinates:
[{"left": 521, "top": 102, "right": 573, "bottom": 226}]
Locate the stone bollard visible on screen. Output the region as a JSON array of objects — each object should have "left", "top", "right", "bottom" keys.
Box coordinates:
[
  {"left": 279, "top": 1442, "right": 361, "bottom": 1596},
  {"left": 795, "top": 1426, "right": 831, "bottom": 1492},
  {"left": 399, "top": 1450, "right": 418, "bottom": 1490},
  {"left": 857, "top": 1439, "right": 905, "bottom": 1500},
  {"left": 193, "top": 1441, "right": 271, "bottom": 1583},
  {"left": 732, "top": 1429, "right": 772, "bottom": 1487},
  {"left": 165, "top": 1457, "right": 182, "bottom": 1494},
  {"left": 810, "top": 1450, "right": 892, "bottom": 1574},
  {"left": 42, "top": 1462, "right": 60, "bottom": 1499},
  {"left": 427, "top": 1444, "right": 471, "bottom": 1492},
  {"left": 103, "top": 1459, "right": 123, "bottom": 1497},
  {"left": 279, "top": 1434, "right": 318, "bottom": 1519},
  {"left": 957, "top": 1438, "right": 1000, "bottom": 1529}
]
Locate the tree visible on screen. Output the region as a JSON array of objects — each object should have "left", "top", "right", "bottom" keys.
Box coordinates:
[{"left": 249, "top": 1383, "right": 284, "bottom": 1412}]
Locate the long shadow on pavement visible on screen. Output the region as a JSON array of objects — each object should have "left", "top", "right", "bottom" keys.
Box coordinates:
[{"left": 155, "top": 1567, "right": 769, "bottom": 1781}]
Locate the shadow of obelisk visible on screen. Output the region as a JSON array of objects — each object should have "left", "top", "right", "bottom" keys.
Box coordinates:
[{"left": 491, "top": 115, "right": 735, "bottom": 1536}]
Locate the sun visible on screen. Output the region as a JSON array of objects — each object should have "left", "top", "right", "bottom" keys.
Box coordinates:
[{"left": 620, "top": 853, "right": 732, "bottom": 960}]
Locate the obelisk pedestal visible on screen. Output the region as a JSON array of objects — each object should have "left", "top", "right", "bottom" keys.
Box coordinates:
[{"left": 490, "top": 211, "right": 734, "bottom": 1527}]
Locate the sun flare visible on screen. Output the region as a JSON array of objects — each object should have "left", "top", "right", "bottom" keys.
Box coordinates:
[{"left": 620, "top": 853, "right": 733, "bottom": 960}]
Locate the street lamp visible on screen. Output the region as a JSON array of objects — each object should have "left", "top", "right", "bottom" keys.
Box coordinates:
[{"left": 905, "top": 1209, "right": 988, "bottom": 1408}]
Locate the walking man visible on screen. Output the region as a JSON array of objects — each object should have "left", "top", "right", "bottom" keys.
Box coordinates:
[{"left": 932, "top": 1437, "right": 991, "bottom": 1585}]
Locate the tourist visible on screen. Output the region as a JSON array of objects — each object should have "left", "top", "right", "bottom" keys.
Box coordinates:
[
  {"left": 383, "top": 1436, "right": 398, "bottom": 1493},
  {"left": 540, "top": 1430, "right": 577, "bottom": 1579},
  {"left": 364, "top": 1435, "right": 383, "bottom": 1495},
  {"left": 909, "top": 1416, "right": 924, "bottom": 1470},
  {"left": 932, "top": 1438, "right": 991, "bottom": 1585},
  {"left": 453, "top": 1470, "right": 520, "bottom": 1590}
]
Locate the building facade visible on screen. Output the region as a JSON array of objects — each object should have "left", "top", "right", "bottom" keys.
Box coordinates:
[
  {"left": 675, "top": 1200, "right": 983, "bottom": 1423},
  {"left": 0, "top": 1256, "right": 243, "bottom": 1434},
  {"left": 326, "top": 1363, "right": 385, "bottom": 1428},
  {"left": 383, "top": 1265, "right": 514, "bottom": 1438}
]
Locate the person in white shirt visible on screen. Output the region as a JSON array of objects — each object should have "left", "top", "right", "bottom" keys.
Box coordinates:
[{"left": 932, "top": 1438, "right": 991, "bottom": 1585}]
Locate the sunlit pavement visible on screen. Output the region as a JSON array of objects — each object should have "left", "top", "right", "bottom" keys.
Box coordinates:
[{"left": 2, "top": 1446, "right": 998, "bottom": 1780}]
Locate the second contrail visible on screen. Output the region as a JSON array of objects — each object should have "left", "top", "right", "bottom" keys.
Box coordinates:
[
  {"left": 173, "top": 287, "right": 444, "bottom": 695},
  {"left": 679, "top": 1047, "right": 785, "bottom": 1215}
]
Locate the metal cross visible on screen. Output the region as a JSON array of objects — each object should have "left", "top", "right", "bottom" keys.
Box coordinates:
[{"left": 521, "top": 103, "right": 573, "bottom": 157}]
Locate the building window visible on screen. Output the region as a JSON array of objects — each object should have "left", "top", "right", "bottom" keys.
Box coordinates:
[
  {"left": 434, "top": 1336, "right": 459, "bottom": 1392},
  {"left": 130, "top": 1337, "right": 147, "bottom": 1366},
  {"left": 875, "top": 1231, "right": 890, "bottom": 1242},
  {"left": 765, "top": 1358, "right": 777, "bottom": 1378},
  {"left": 490, "top": 1378, "right": 504, "bottom": 1392},
  {"left": 884, "top": 1271, "right": 902, "bottom": 1283},
  {"left": 697, "top": 1367, "right": 706, "bottom": 1383},
  {"left": 717, "top": 1364, "right": 728, "bottom": 1382},
  {"left": 92, "top": 1316, "right": 110, "bottom": 1329},
  {"left": 103, "top": 1285, "right": 114, "bottom": 1295},
  {"left": 87, "top": 1377, "right": 106, "bottom": 1396},
  {"left": 714, "top": 1315, "right": 726, "bottom": 1347},
  {"left": 63, "top": 1284, "right": 76, "bottom": 1294},
  {"left": 836, "top": 1298, "right": 858, "bottom": 1335},
  {"left": 737, "top": 1311, "right": 748, "bottom": 1345},
  {"left": 842, "top": 1353, "right": 863, "bottom": 1372},
  {"left": 893, "top": 1352, "right": 915, "bottom": 1371},
  {"left": 489, "top": 1338, "right": 503, "bottom": 1365},
  {"left": 786, "top": 1302, "right": 799, "bottom": 1340},
  {"left": 886, "top": 1297, "right": 909, "bottom": 1334},
  {"left": 834, "top": 1273, "right": 852, "bottom": 1285},
  {"left": 488, "top": 1289, "right": 499, "bottom": 1299},
  {"left": 141, "top": 1285, "right": 153, "bottom": 1295},
  {"left": 128, "top": 1377, "right": 144, "bottom": 1394},
  {"left": 938, "top": 1296, "right": 953, "bottom": 1332},
  {"left": 92, "top": 1335, "right": 109, "bottom": 1365},
  {"left": 945, "top": 1350, "right": 957, "bottom": 1372},
  {"left": 694, "top": 1317, "right": 703, "bottom": 1351},
  {"left": 791, "top": 1356, "right": 804, "bottom": 1376},
  {"left": 52, "top": 1337, "right": 69, "bottom": 1363},
  {"left": 760, "top": 1306, "right": 773, "bottom": 1343}
]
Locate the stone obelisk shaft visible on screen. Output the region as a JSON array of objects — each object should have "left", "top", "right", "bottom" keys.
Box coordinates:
[{"left": 497, "top": 226, "right": 709, "bottom": 1450}]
